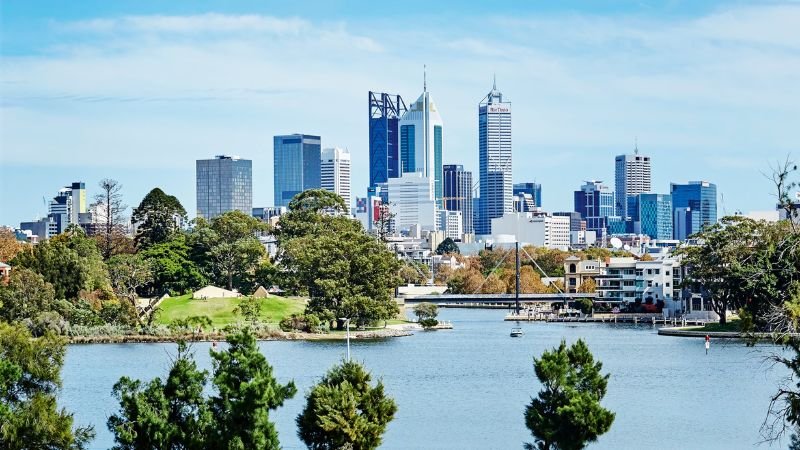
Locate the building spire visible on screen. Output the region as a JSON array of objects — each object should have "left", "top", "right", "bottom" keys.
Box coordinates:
[
  {"left": 634, "top": 136, "right": 639, "bottom": 154},
  {"left": 493, "top": 73, "right": 497, "bottom": 90},
  {"left": 423, "top": 64, "right": 427, "bottom": 92}
]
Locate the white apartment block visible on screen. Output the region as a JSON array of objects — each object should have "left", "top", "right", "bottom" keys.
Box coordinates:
[
  {"left": 595, "top": 257, "right": 683, "bottom": 315},
  {"left": 439, "top": 209, "right": 463, "bottom": 240},
  {"left": 490, "top": 212, "right": 570, "bottom": 249},
  {"left": 388, "top": 172, "right": 439, "bottom": 233},
  {"left": 321, "top": 147, "right": 351, "bottom": 208}
]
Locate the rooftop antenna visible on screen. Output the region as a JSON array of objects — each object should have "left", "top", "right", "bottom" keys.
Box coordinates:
[
  {"left": 634, "top": 136, "right": 639, "bottom": 155},
  {"left": 493, "top": 72, "right": 497, "bottom": 90},
  {"left": 423, "top": 64, "right": 427, "bottom": 92}
]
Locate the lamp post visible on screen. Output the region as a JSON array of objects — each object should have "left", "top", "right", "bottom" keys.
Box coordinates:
[{"left": 339, "top": 317, "right": 351, "bottom": 362}]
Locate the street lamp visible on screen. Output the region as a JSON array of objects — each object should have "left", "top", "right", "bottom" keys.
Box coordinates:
[{"left": 339, "top": 317, "right": 351, "bottom": 362}]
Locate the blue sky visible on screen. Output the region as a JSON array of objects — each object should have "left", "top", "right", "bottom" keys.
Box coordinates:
[{"left": 2, "top": 0, "right": 798, "bottom": 225}]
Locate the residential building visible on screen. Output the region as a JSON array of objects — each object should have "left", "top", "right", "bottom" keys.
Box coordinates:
[
  {"left": 490, "top": 212, "right": 570, "bottom": 249},
  {"left": 574, "top": 180, "right": 614, "bottom": 240},
  {"left": 476, "top": 78, "right": 512, "bottom": 235},
  {"left": 321, "top": 147, "right": 352, "bottom": 208},
  {"left": 595, "top": 257, "right": 683, "bottom": 316},
  {"left": 399, "top": 77, "right": 444, "bottom": 208},
  {"left": 615, "top": 150, "right": 651, "bottom": 218},
  {"left": 513, "top": 183, "right": 542, "bottom": 208},
  {"left": 273, "top": 134, "right": 321, "bottom": 208},
  {"left": 196, "top": 155, "right": 253, "bottom": 220},
  {"left": 387, "top": 172, "right": 439, "bottom": 233},
  {"left": 368, "top": 92, "right": 406, "bottom": 190},
  {"left": 252, "top": 206, "right": 286, "bottom": 223},
  {"left": 638, "top": 193, "right": 673, "bottom": 240},
  {"left": 439, "top": 209, "right": 463, "bottom": 240},
  {"left": 443, "top": 164, "right": 473, "bottom": 235},
  {"left": 670, "top": 181, "right": 717, "bottom": 240},
  {"left": 563, "top": 255, "right": 602, "bottom": 294}
]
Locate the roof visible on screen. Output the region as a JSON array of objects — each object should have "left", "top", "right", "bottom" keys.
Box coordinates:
[{"left": 0, "top": 262, "right": 10, "bottom": 268}]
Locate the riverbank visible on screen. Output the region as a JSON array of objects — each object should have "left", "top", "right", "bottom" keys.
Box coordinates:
[
  {"left": 68, "top": 328, "right": 413, "bottom": 344},
  {"left": 658, "top": 326, "right": 800, "bottom": 340}
]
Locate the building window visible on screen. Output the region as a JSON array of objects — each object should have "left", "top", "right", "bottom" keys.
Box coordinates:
[{"left": 569, "top": 264, "right": 576, "bottom": 273}]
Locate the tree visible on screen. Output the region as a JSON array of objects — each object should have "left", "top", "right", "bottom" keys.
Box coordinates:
[
  {"left": 0, "top": 228, "right": 26, "bottom": 263},
  {"left": 94, "top": 178, "right": 129, "bottom": 260},
  {"left": 0, "top": 268, "right": 56, "bottom": 323},
  {"left": 208, "top": 328, "right": 297, "bottom": 449},
  {"left": 141, "top": 234, "right": 206, "bottom": 296},
  {"left": 132, "top": 188, "right": 188, "bottom": 250},
  {"left": 577, "top": 278, "right": 597, "bottom": 294},
  {"left": 372, "top": 201, "right": 395, "bottom": 243},
  {"left": 435, "top": 237, "right": 460, "bottom": 255},
  {"left": 234, "top": 296, "right": 262, "bottom": 325},
  {"left": 0, "top": 323, "right": 94, "bottom": 449},
  {"left": 398, "top": 260, "right": 430, "bottom": 285},
  {"left": 276, "top": 189, "right": 357, "bottom": 242},
  {"left": 412, "top": 302, "right": 438, "bottom": 321},
  {"left": 108, "top": 342, "right": 210, "bottom": 450},
  {"left": 525, "top": 339, "right": 614, "bottom": 450},
  {"left": 108, "top": 253, "right": 153, "bottom": 305},
  {"left": 297, "top": 360, "right": 397, "bottom": 450}
]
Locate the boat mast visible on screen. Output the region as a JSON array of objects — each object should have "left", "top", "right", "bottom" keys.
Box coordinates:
[{"left": 515, "top": 241, "right": 520, "bottom": 315}]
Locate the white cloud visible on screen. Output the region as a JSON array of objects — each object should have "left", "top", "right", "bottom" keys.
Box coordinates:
[{"left": 63, "top": 13, "right": 311, "bottom": 35}]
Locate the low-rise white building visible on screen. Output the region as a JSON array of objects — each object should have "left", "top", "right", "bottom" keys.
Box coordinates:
[
  {"left": 490, "top": 212, "right": 570, "bottom": 249},
  {"left": 595, "top": 257, "right": 683, "bottom": 316},
  {"left": 439, "top": 210, "right": 463, "bottom": 240}
]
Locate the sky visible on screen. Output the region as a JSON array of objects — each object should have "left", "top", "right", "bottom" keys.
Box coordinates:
[{"left": 1, "top": 0, "right": 799, "bottom": 225}]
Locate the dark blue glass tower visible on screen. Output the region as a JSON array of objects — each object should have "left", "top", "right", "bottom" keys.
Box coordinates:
[{"left": 369, "top": 92, "right": 406, "bottom": 190}]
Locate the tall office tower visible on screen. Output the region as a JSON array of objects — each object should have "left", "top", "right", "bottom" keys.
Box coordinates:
[
  {"left": 670, "top": 181, "right": 717, "bottom": 240},
  {"left": 196, "top": 155, "right": 253, "bottom": 220},
  {"left": 44, "top": 181, "right": 88, "bottom": 236},
  {"left": 369, "top": 92, "right": 406, "bottom": 191},
  {"left": 399, "top": 74, "right": 444, "bottom": 207},
  {"left": 615, "top": 148, "right": 651, "bottom": 219},
  {"left": 387, "top": 172, "right": 439, "bottom": 233},
  {"left": 513, "top": 182, "right": 542, "bottom": 208},
  {"left": 321, "top": 147, "right": 352, "bottom": 208},
  {"left": 476, "top": 78, "right": 512, "bottom": 235},
  {"left": 574, "top": 180, "right": 615, "bottom": 239},
  {"left": 443, "top": 164, "right": 473, "bottom": 235},
  {"left": 273, "top": 134, "right": 322, "bottom": 208},
  {"left": 638, "top": 193, "right": 673, "bottom": 240}
]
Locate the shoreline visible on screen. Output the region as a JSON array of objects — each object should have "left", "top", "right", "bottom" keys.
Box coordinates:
[
  {"left": 68, "top": 328, "right": 414, "bottom": 344},
  {"left": 657, "top": 326, "right": 800, "bottom": 339}
]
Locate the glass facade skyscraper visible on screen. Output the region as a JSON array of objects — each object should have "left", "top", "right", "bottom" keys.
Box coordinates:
[
  {"left": 399, "top": 82, "right": 444, "bottom": 208},
  {"left": 273, "top": 134, "right": 321, "bottom": 208},
  {"left": 638, "top": 193, "right": 673, "bottom": 240},
  {"left": 368, "top": 92, "right": 406, "bottom": 190},
  {"left": 443, "top": 164, "right": 473, "bottom": 235},
  {"left": 196, "top": 155, "right": 252, "bottom": 220},
  {"left": 574, "top": 180, "right": 614, "bottom": 239},
  {"left": 670, "top": 181, "right": 717, "bottom": 240},
  {"left": 513, "top": 182, "right": 542, "bottom": 208},
  {"left": 476, "top": 79, "right": 512, "bottom": 235}
]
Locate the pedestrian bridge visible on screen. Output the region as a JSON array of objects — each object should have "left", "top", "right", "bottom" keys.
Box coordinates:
[{"left": 402, "top": 293, "right": 597, "bottom": 305}]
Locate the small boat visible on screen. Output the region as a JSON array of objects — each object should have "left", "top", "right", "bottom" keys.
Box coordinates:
[{"left": 510, "top": 327, "right": 524, "bottom": 337}]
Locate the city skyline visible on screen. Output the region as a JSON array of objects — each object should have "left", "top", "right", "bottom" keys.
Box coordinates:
[{"left": 3, "top": 1, "right": 799, "bottom": 225}]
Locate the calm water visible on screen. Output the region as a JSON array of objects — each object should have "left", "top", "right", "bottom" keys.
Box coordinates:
[{"left": 62, "top": 309, "right": 788, "bottom": 449}]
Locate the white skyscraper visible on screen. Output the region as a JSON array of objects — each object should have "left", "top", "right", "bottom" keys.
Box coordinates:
[
  {"left": 388, "top": 172, "right": 439, "bottom": 233},
  {"left": 615, "top": 148, "right": 652, "bottom": 218},
  {"left": 321, "top": 147, "right": 351, "bottom": 208},
  {"left": 476, "top": 77, "right": 512, "bottom": 236},
  {"left": 399, "top": 72, "right": 444, "bottom": 208}
]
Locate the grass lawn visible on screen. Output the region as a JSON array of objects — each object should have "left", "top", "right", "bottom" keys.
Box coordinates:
[
  {"left": 684, "top": 319, "right": 741, "bottom": 333},
  {"left": 156, "top": 294, "right": 307, "bottom": 327}
]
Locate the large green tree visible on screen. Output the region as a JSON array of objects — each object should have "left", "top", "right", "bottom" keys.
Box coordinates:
[
  {"left": 275, "top": 189, "right": 356, "bottom": 241},
  {"left": 108, "top": 253, "right": 153, "bottom": 305},
  {"left": 435, "top": 237, "right": 460, "bottom": 255},
  {"left": 0, "top": 322, "right": 94, "bottom": 449},
  {"left": 207, "top": 328, "right": 297, "bottom": 449},
  {"left": 132, "top": 188, "right": 188, "bottom": 250},
  {"left": 0, "top": 268, "right": 56, "bottom": 323},
  {"left": 525, "top": 339, "right": 614, "bottom": 450},
  {"left": 141, "top": 234, "right": 206, "bottom": 296},
  {"left": 297, "top": 360, "right": 397, "bottom": 450}
]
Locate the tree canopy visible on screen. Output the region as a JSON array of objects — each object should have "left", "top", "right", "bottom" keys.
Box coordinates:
[
  {"left": 131, "top": 188, "right": 187, "bottom": 250},
  {"left": 435, "top": 237, "right": 460, "bottom": 255}
]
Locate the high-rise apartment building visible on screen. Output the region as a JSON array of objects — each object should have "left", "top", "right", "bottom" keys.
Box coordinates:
[
  {"left": 513, "top": 183, "right": 542, "bottom": 208},
  {"left": 399, "top": 77, "right": 443, "bottom": 208},
  {"left": 670, "top": 181, "right": 717, "bottom": 240},
  {"left": 368, "top": 92, "right": 406, "bottom": 190},
  {"left": 615, "top": 150, "right": 651, "bottom": 219},
  {"left": 574, "top": 180, "right": 615, "bottom": 239},
  {"left": 387, "top": 172, "right": 439, "bottom": 233},
  {"left": 443, "top": 164, "right": 473, "bottom": 235},
  {"left": 196, "top": 155, "right": 253, "bottom": 220},
  {"left": 476, "top": 78, "right": 512, "bottom": 235},
  {"left": 274, "top": 134, "right": 321, "bottom": 208},
  {"left": 638, "top": 193, "right": 673, "bottom": 240},
  {"left": 321, "top": 147, "right": 352, "bottom": 208}
]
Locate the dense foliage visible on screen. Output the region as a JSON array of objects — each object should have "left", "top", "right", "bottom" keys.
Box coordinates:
[
  {"left": 297, "top": 360, "right": 397, "bottom": 450},
  {"left": 131, "top": 187, "right": 188, "bottom": 250},
  {"left": 525, "top": 339, "right": 614, "bottom": 450}
]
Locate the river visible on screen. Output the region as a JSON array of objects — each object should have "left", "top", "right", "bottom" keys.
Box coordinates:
[{"left": 62, "top": 308, "right": 788, "bottom": 449}]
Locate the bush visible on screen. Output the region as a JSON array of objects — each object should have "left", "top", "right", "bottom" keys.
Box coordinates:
[
  {"left": 419, "top": 318, "right": 439, "bottom": 329},
  {"left": 577, "top": 298, "right": 594, "bottom": 315},
  {"left": 279, "top": 313, "right": 321, "bottom": 333}
]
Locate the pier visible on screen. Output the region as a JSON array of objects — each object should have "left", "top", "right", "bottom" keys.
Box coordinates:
[{"left": 504, "top": 312, "right": 711, "bottom": 326}]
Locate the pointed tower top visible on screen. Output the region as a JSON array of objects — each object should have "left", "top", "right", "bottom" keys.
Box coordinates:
[
  {"left": 423, "top": 64, "right": 427, "bottom": 92},
  {"left": 634, "top": 136, "right": 639, "bottom": 154},
  {"left": 493, "top": 73, "right": 497, "bottom": 90}
]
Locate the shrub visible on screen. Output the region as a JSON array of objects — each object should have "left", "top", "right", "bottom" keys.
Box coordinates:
[
  {"left": 279, "top": 313, "right": 321, "bottom": 332},
  {"left": 419, "top": 318, "right": 439, "bottom": 329},
  {"left": 577, "top": 298, "right": 594, "bottom": 315}
]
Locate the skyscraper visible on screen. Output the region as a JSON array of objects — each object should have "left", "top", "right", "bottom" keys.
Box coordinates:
[
  {"left": 399, "top": 74, "right": 444, "bottom": 208},
  {"left": 321, "top": 147, "right": 352, "bottom": 208},
  {"left": 638, "top": 193, "right": 673, "bottom": 240},
  {"left": 615, "top": 149, "right": 651, "bottom": 219},
  {"left": 368, "top": 92, "right": 406, "bottom": 191},
  {"left": 387, "top": 172, "right": 438, "bottom": 233},
  {"left": 476, "top": 78, "right": 512, "bottom": 235},
  {"left": 443, "top": 164, "right": 473, "bottom": 235},
  {"left": 670, "top": 181, "right": 717, "bottom": 240},
  {"left": 273, "top": 134, "right": 321, "bottom": 208},
  {"left": 574, "top": 180, "right": 615, "bottom": 239},
  {"left": 196, "top": 155, "right": 252, "bottom": 220},
  {"left": 513, "top": 182, "right": 542, "bottom": 208}
]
